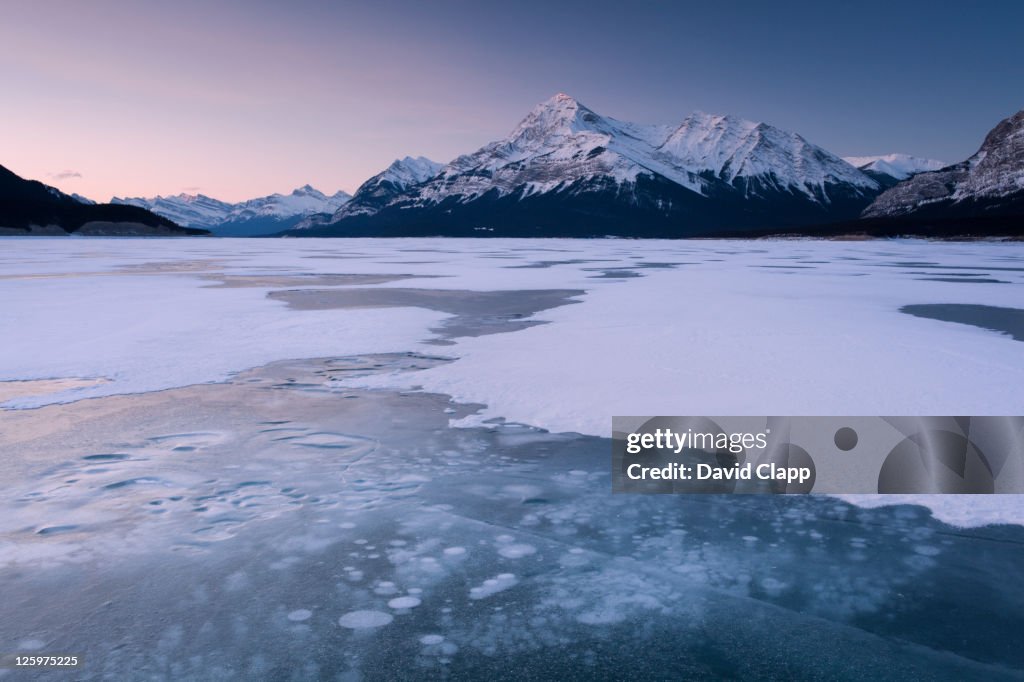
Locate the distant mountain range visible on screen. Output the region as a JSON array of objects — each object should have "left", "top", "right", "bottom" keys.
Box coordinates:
[
  {"left": 286, "top": 95, "right": 1022, "bottom": 239},
  {"left": 842, "top": 154, "right": 946, "bottom": 187},
  {"left": 727, "top": 109, "right": 1024, "bottom": 240},
  {"left": 289, "top": 94, "right": 890, "bottom": 238},
  {"left": 8, "top": 94, "right": 1021, "bottom": 239},
  {"left": 0, "top": 164, "right": 206, "bottom": 236},
  {"left": 113, "top": 185, "right": 351, "bottom": 236}
]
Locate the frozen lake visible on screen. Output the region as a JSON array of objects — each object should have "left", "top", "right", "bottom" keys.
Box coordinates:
[{"left": 1, "top": 237, "right": 1023, "bottom": 679}]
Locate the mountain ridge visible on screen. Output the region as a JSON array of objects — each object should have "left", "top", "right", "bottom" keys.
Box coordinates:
[
  {"left": 842, "top": 153, "right": 947, "bottom": 188},
  {"left": 287, "top": 93, "right": 882, "bottom": 238},
  {"left": 863, "top": 109, "right": 1024, "bottom": 220},
  {"left": 114, "top": 185, "right": 351, "bottom": 236},
  {"left": 0, "top": 164, "right": 206, "bottom": 237}
]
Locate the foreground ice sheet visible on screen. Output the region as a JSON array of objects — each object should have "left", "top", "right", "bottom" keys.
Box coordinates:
[
  {"left": 1, "top": 238, "right": 1024, "bottom": 678},
  {"left": 2, "top": 237, "right": 1021, "bottom": 527},
  {"left": 0, "top": 357, "right": 1021, "bottom": 679}
]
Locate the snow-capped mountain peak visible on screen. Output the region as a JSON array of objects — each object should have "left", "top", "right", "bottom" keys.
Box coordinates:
[
  {"left": 657, "top": 111, "right": 760, "bottom": 179},
  {"left": 658, "top": 111, "right": 878, "bottom": 194},
  {"left": 338, "top": 94, "right": 882, "bottom": 224},
  {"left": 111, "top": 193, "right": 234, "bottom": 228},
  {"left": 843, "top": 154, "right": 947, "bottom": 180},
  {"left": 507, "top": 93, "right": 610, "bottom": 146},
  {"left": 308, "top": 156, "right": 444, "bottom": 225},
  {"left": 424, "top": 94, "right": 700, "bottom": 199},
  {"left": 112, "top": 185, "right": 351, "bottom": 233},
  {"left": 233, "top": 186, "right": 351, "bottom": 220},
  {"left": 378, "top": 156, "right": 444, "bottom": 189},
  {"left": 282, "top": 94, "right": 896, "bottom": 237},
  {"left": 499, "top": 94, "right": 672, "bottom": 164}
]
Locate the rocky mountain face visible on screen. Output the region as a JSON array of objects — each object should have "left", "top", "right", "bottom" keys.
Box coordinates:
[
  {"left": 0, "top": 164, "right": 205, "bottom": 236},
  {"left": 288, "top": 94, "right": 882, "bottom": 238},
  {"left": 114, "top": 185, "right": 351, "bottom": 236},
  {"left": 863, "top": 110, "right": 1024, "bottom": 220},
  {"left": 301, "top": 157, "right": 443, "bottom": 229}
]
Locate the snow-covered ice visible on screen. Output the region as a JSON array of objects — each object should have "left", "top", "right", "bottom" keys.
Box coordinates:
[
  {"left": 1, "top": 237, "right": 1022, "bottom": 531},
  {"left": 0, "top": 297, "right": 1021, "bottom": 679},
  {"left": 0, "top": 236, "right": 1022, "bottom": 678}
]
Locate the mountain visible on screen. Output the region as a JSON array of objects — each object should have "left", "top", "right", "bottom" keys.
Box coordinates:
[
  {"left": 287, "top": 94, "right": 880, "bottom": 238},
  {"left": 296, "top": 157, "right": 443, "bottom": 231},
  {"left": 113, "top": 193, "right": 235, "bottom": 229},
  {"left": 862, "top": 109, "right": 1024, "bottom": 223},
  {"left": 0, "top": 164, "right": 206, "bottom": 236},
  {"left": 114, "top": 185, "right": 351, "bottom": 236},
  {"left": 335, "top": 156, "right": 444, "bottom": 218},
  {"left": 843, "top": 154, "right": 947, "bottom": 187}
]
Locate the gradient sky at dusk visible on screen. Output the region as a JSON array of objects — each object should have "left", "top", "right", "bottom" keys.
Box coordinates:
[{"left": 3, "top": 0, "right": 1022, "bottom": 202}]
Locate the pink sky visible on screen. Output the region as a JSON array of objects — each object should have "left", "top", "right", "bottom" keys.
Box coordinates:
[
  {"left": 0, "top": 2, "right": 510, "bottom": 202},
  {"left": 3, "top": 1, "right": 1017, "bottom": 204}
]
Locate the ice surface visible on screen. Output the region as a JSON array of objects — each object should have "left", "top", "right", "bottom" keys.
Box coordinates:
[
  {"left": 497, "top": 544, "right": 537, "bottom": 559},
  {"left": 2, "top": 237, "right": 1023, "bottom": 537},
  {"left": 0, "top": 349, "right": 1021, "bottom": 678},
  {"left": 343, "top": 242, "right": 1024, "bottom": 435},
  {"left": 387, "top": 596, "right": 422, "bottom": 609},
  {"left": 469, "top": 573, "right": 518, "bottom": 600},
  {"left": 338, "top": 610, "right": 394, "bottom": 629}
]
